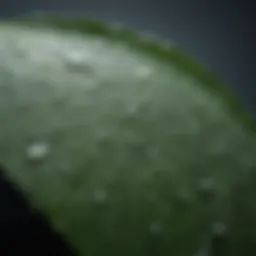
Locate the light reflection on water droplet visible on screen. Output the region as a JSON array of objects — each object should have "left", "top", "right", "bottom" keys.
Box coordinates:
[
  {"left": 64, "top": 50, "right": 93, "bottom": 73},
  {"left": 26, "top": 141, "right": 50, "bottom": 162},
  {"left": 66, "top": 51, "right": 86, "bottom": 64}
]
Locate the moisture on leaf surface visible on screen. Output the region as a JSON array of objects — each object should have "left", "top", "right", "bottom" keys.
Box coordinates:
[{"left": 0, "top": 15, "right": 256, "bottom": 256}]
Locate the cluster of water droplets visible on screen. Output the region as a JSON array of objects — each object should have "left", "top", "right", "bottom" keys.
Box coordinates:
[{"left": 0, "top": 25, "right": 242, "bottom": 256}]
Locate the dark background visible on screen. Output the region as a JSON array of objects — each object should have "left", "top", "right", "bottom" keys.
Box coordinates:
[
  {"left": 0, "top": 1, "right": 255, "bottom": 255},
  {"left": 1, "top": 0, "right": 256, "bottom": 112}
]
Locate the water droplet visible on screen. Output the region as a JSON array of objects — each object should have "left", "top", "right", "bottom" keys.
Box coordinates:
[
  {"left": 195, "top": 235, "right": 211, "bottom": 256},
  {"left": 93, "top": 188, "right": 107, "bottom": 203},
  {"left": 136, "top": 66, "right": 151, "bottom": 78},
  {"left": 200, "top": 178, "right": 214, "bottom": 190},
  {"left": 178, "top": 189, "right": 191, "bottom": 201},
  {"left": 173, "top": 188, "right": 192, "bottom": 208},
  {"left": 198, "top": 177, "right": 215, "bottom": 194},
  {"left": 26, "top": 141, "right": 50, "bottom": 162},
  {"left": 149, "top": 221, "right": 163, "bottom": 235},
  {"left": 148, "top": 147, "right": 159, "bottom": 157},
  {"left": 96, "top": 128, "right": 111, "bottom": 140},
  {"left": 64, "top": 50, "right": 93, "bottom": 73},
  {"left": 59, "top": 162, "right": 72, "bottom": 173},
  {"left": 126, "top": 103, "right": 139, "bottom": 114},
  {"left": 197, "top": 177, "right": 216, "bottom": 201},
  {"left": 66, "top": 51, "right": 85, "bottom": 63},
  {"left": 195, "top": 248, "right": 209, "bottom": 256},
  {"left": 211, "top": 222, "right": 227, "bottom": 237}
]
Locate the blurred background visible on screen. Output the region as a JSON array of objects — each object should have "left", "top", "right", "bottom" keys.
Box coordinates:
[{"left": 1, "top": 0, "right": 255, "bottom": 112}]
